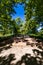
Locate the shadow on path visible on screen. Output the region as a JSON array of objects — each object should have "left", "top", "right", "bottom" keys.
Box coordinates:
[
  {"left": 15, "top": 51, "right": 43, "bottom": 65},
  {"left": 0, "top": 36, "right": 43, "bottom": 65},
  {"left": 0, "top": 54, "right": 16, "bottom": 65}
]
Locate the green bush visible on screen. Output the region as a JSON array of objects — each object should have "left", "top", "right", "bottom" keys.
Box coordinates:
[{"left": 29, "top": 33, "right": 43, "bottom": 39}]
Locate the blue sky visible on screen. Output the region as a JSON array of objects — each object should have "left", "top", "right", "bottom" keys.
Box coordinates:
[{"left": 11, "top": 4, "right": 25, "bottom": 21}]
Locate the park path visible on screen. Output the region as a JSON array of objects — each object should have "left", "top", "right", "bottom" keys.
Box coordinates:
[{"left": 0, "top": 36, "right": 43, "bottom": 65}]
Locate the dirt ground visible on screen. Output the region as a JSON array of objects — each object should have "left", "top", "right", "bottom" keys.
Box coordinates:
[{"left": 0, "top": 36, "right": 43, "bottom": 65}]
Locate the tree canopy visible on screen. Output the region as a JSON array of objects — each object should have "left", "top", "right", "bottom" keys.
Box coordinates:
[
  {"left": 0, "top": 0, "right": 43, "bottom": 38},
  {"left": 24, "top": 0, "right": 43, "bottom": 36}
]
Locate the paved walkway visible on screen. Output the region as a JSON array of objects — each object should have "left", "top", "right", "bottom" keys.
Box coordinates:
[{"left": 0, "top": 37, "right": 43, "bottom": 65}]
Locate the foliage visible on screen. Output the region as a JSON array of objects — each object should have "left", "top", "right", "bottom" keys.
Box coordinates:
[
  {"left": 24, "top": 0, "right": 43, "bottom": 35},
  {"left": 15, "top": 17, "right": 23, "bottom": 34},
  {"left": 0, "top": 0, "right": 43, "bottom": 39},
  {"left": 0, "top": 0, "right": 19, "bottom": 36}
]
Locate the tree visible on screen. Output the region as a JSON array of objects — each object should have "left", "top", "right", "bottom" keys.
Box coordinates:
[
  {"left": 0, "top": 0, "right": 18, "bottom": 36},
  {"left": 0, "top": 0, "right": 25, "bottom": 36},
  {"left": 24, "top": 0, "right": 43, "bottom": 35},
  {"left": 0, "top": 0, "right": 43, "bottom": 37},
  {"left": 15, "top": 17, "right": 23, "bottom": 34},
  {"left": 24, "top": 20, "right": 38, "bottom": 34}
]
